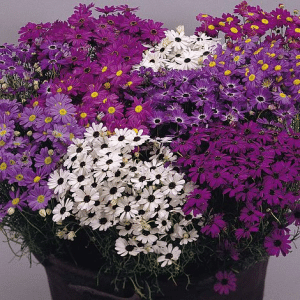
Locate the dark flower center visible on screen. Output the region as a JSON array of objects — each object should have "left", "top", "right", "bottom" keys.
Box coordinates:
[
  {"left": 169, "top": 182, "right": 176, "bottom": 189},
  {"left": 60, "top": 207, "right": 66, "bottom": 214},
  {"left": 100, "top": 217, "right": 107, "bottom": 224},
  {"left": 184, "top": 58, "right": 191, "bottom": 63},
  {"left": 274, "top": 240, "right": 282, "bottom": 247},
  {"left": 221, "top": 279, "right": 229, "bottom": 285},
  {"left": 118, "top": 136, "right": 125, "bottom": 141},
  {"left": 84, "top": 195, "right": 91, "bottom": 203},
  {"left": 125, "top": 245, "right": 135, "bottom": 251},
  {"left": 57, "top": 178, "right": 64, "bottom": 185},
  {"left": 165, "top": 253, "right": 173, "bottom": 259},
  {"left": 93, "top": 131, "right": 100, "bottom": 138},
  {"left": 110, "top": 187, "right": 117, "bottom": 194},
  {"left": 151, "top": 29, "right": 157, "bottom": 35},
  {"left": 175, "top": 37, "right": 181, "bottom": 42},
  {"left": 78, "top": 175, "right": 85, "bottom": 182},
  {"left": 124, "top": 205, "right": 131, "bottom": 212}
]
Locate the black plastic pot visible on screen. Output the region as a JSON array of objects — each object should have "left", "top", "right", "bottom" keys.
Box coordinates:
[{"left": 37, "top": 254, "right": 269, "bottom": 300}]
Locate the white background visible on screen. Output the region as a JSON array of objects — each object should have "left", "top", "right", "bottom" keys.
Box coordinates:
[{"left": 1, "top": 1, "right": 300, "bottom": 299}]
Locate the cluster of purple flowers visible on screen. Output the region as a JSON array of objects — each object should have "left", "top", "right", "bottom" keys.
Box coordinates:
[
  {"left": 196, "top": 1, "right": 300, "bottom": 48},
  {"left": 170, "top": 120, "right": 300, "bottom": 293},
  {"left": 0, "top": 95, "right": 84, "bottom": 218},
  {"left": 3, "top": 3, "right": 165, "bottom": 132},
  {"left": 137, "top": 34, "right": 300, "bottom": 137}
]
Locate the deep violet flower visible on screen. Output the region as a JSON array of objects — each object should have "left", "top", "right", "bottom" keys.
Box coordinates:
[
  {"left": 264, "top": 230, "right": 292, "bottom": 257},
  {"left": 214, "top": 271, "right": 237, "bottom": 295}
]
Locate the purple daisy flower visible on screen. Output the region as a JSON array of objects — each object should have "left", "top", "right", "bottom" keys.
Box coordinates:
[
  {"left": 214, "top": 271, "right": 237, "bottom": 295},
  {"left": 27, "top": 185, "right": 53, "bottom": 211},
  {"left": 264, "top": 230, "right": 291, "bottom": 257}
]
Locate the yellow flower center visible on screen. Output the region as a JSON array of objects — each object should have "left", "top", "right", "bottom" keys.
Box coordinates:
[
  {"left": 16, "top": 174, "right": 24, "bottom": 181},
  {"left": 261, "top": 63, "right": 269, "bottom": 70},
  {"left": 227, "top": 17, "right": 233, "bottom": 23},
  {"left": 230, "top": 27, "right": 238, "bottom": 33},
  {"left": 251, "top": 25, "right": 259, "bottom": 30},
  {"left": 249, "top": 74, "right": 256, "bottom": 81},
  {"left": 208, "top": 25, "right": 215, "bottom": 30},
  {"left": 91, "top": 92, "right": 98, "bottom": 98},
  {"left": 37, "top": 195, "right": 45, "bottom": 203},
  {"left": 45, "top": 117, "right": 52, "bottom": 123},
  {"left": 67, "top": 85, "right": 73, "bottom": 91},
  {"left": 126, "top": 81, "right": 133, "bottom": 87},
  {"left": 102, "top": 66, "right": 108, "bottom": 72},
  {"left": 219, "top": 21, "right": 225, "bottom": 27},
  {"left": 234, "top": 46, "right": 241, "bottom": 51},
  {"left": 135, "top": 105, "right": 143, "bottom": 113},
  {"left": 0, "top": 130, "right": 6, "bottom": 136},
  {"left": 33, "top": 101, "right": 39, "bottom": 107},
  {"left": 70, "top": 133, "right": 75, "bottom": 140},
  {"left": 257, "top": 60, "right": 264, "bottom": 65},
  {"left": 276, "top": 76, "right": 283, "bottom": 82},
  {"left": 202, "top": 14, "right": 208, "bottom": 17},
  {"left": 104, "top": 82, "right": 111, "bottom": 89},
  {"left": 59, "top": 109, "right": 67, "bottom": 116},
  {"left": 245, "top": 38, "right": 251, "bottom": 43},
  {"left": 261, "top": 18, "right": 269, "bottom": 24},
  {"left": 286, "top": 17, "right": 293, "bottom": 22},
  {"left": 12, "top": 198, "right": 20, "bottom": 205},
  {"left": 0, "top": 141, "right": 5, "bottom": 147},
  {"left": 133, "top": 128, "right": 139, "bottom": 134},
  {"left": 253, "top": 47, "right": 263, "bottom": 55},
  {"left": 233, "top": 56, "right": 240, "bottom": 62},
  {"left": 116, "top": 70, "right": 123, "bottom": 76},
  {"left": 80, "top": 112, "right": 87, "bottom": 118},
  {"left": 103, "top": 98, "right": 108, "bottom": 103},
  {"left": 34, "top": 176, "right": 41, "bottom": 183},
  {"left": 274, "top": 65, "right": 282, "bottom": 71},
  {"left": 224, "top": 70, "right": 232, "bottom": 76},
  {"left": 108, "top": 107, "right": 116, "bottom": 114},
  {"left": 209, "top": 61, "right": 216, "bottom": 67},
  {"left": 280, "top": 93, "right": 286, "bottom": 98},
  {"left": 29, "top": 115, "right": 36, "bottom": 122},
  {"left": 296, "top": 55, "right": 300, "bottom": 59},
  {"left": 10, "top": 159, "right": 15, "bottom": 165},
  {"left": 297, "top": 62, "right": 300, "bottom": 67},
  {"left": 57, "top": 87, "right": 62, "bottom": 93},
  {"left": 0, "top": 162, "right": 7, "bottom": 170},
  {"left": 44, "top": 156, "right": 52, "bottom": 165},
  {"left": 248, "top": 12, "right": 254, "bottom": 16},
  {"left": 293, "top": 79, "right": 300, "bottom": 85},
  {"left": 295, "top": 28, "right": 300, "bottom": 33}
]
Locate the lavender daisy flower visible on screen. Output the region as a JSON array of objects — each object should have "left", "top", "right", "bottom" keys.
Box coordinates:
[
  {"left": 27, "top": 185, "right": 53, "bottom": 211},
  {"left": 214, "top": 271, "right": 237, "bottom": 295}
]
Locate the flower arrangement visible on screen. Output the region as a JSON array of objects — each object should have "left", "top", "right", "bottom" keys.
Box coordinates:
[{"left": 1, "top": 2, "right": 300, "bottom": 300}]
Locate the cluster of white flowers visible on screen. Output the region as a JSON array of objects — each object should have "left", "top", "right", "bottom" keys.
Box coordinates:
[
  {"left": 48, "top": 123, "right": 199, "bottom": 268},
  {"left": 135, "top": 25, "right": 220, "bottom": 71}
]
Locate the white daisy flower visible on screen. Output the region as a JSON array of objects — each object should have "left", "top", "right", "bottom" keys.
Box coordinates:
[
  {"left": 96, "top": 152, "right": 123, "bottom": 172},
  {"left": 71, "top": 153, "right": 94, "bottom": 175},
  {"left": 84, "top": 122, "right": 107, "bottom": 144},
  {"left": 139, "top": 186, "right": 164, "bottom": 212},
  {"left": 157, "top": 244, "right": 181, "bottom": 267},
  {"left": 139, "top": 51, "right": 166, "bottom": 72},
  {"left": 161, "top": 173, "right": 185, "bottom": 196},
  {"left": 90, "top": 211, "right": 114, "bottom": 231},
  {"left": 115, "top": 237, "right": 140, "bottom": 256},
  {"left": 68, "top": 172, "right": 93, "bottom": 193},
  {"left": 165, "top": 30, "right": 190, "bottom": 51},
  {"left": 73, "top": 186, "right": 99, "bottom": 211},
  {"left": 116, "top": 221, "right": 135, "bottom": 236},
  {"left": 179, "top": 229, "right": 199, "bottom": 245},
  {"left": 109, "top": 128, "right": 135, "bottom": 150},
  {"left": 52, "top": 198, "right": 73, "bottom": 223},
  {"left": 175, "top": 49, "right": 202, "bottom": 70},
  {"left": 115, "top": 196, "right": 139, "bottom": 222},
  {"left": 48, "top": 168, "right": 70, "bottom": 195}
]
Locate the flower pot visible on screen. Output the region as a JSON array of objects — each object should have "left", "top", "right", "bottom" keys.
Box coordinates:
[{"left": 36, "top": 254, "right": 269, "bottom": 300}]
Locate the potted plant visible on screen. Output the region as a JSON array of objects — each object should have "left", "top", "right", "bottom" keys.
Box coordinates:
[{"left": 0, "top": 2, "right": 300, "bottom": 300}]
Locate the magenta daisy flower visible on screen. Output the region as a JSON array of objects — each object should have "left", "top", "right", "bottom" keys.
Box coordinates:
[
  {"left": 264, "top": 230, "right": 291, "bottom": 257},
  {"left": 214, "top": 271, "right": 237, "bottom": 295},
  {"left": 140, "top": 19, "right": 166, "bottom": 43}
]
